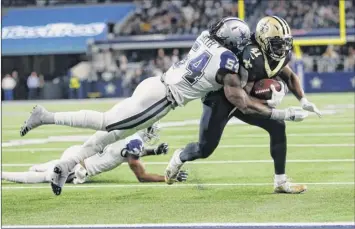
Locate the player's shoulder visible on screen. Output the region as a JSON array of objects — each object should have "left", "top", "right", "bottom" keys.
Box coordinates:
[
  {"left": 217, "top": 48, "right": 239, "bottom": 73},
  {"left": 241, "top": 43, "right": 264, "bottom": 66}
]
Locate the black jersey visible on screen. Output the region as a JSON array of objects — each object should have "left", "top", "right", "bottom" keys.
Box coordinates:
[{"left": 238, "top": 42, "right": 292, "bottom": 82}]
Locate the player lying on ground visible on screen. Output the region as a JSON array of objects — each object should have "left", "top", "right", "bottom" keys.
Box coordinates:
[
  {"left": 4, "top": 126, "right": 188, "bottom": 184},
  {"left": 20, "top": 17, "right": 308, "bottom": 196},
  {"left": 165, "top": 16, "right": 321, "bottom": 193}
]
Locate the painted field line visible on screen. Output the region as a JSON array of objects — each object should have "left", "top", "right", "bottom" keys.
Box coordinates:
[
  {"left": 3, "top": 132, "right": 355, "bottom": 147},
  {"left": 166, "top": 133, "right": 355, "bottom": 139},
  {"left": 2, "top": 182, "right": 354, "bottom": 190},
  {"left": 2, "top": 144, "right": 354, "bottom": 152},
  {"left": 165, "top": 124, "right": 354, "bottom": 131},
  {"left": 3, "top": 222, "right": 355, "bottom": 229},
  {"left": 3, "top": 159, "right": 354, "bottom": 167}
]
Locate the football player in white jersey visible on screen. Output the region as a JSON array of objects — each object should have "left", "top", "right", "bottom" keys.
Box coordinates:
[
  {"left": 19, "top": 17, "right": 308, "bottom": 195},
  {"left": 4, "top": 125, "right": 188, "bottom": 184}
]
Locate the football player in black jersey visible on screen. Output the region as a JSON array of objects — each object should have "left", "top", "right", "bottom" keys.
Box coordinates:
[{"left": 165, "top": 16, "right": 321, "bottom": 193}]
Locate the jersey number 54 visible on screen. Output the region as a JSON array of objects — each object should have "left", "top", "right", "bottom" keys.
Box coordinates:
[{"left": 183, "top": 51, "right": 212, "bottom": 85}]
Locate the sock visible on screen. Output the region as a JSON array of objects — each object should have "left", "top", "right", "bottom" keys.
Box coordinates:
[
  {"left": 2, "top": 172, "right": 49, "bottom": 183},
  {"left": 54, "top": 110, "right": 105, "bottom": 131},
  {"left": 274, "top": 174, "right": 287, "bottom": 183}
]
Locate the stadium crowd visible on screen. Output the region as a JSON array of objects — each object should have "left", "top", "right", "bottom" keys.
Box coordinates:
[
  {"left": 2, "top": 0, "right": 354, "bottom": 100},
  {"left": 118, "top": 0, "right": 354, "bottom": 36}
]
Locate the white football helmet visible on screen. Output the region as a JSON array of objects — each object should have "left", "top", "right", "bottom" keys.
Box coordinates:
[
  {"left": 209, "top": 17, "right": 251, "bottom": 54},
  {"left": 138, "top": 122, "right": 160, "bottom": 145}
]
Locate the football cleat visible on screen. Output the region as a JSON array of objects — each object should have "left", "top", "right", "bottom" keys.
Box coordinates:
[
  {"left": 274, "top": 178, "right": 307, "bottom": 194},
  {"left": 165, "top": 149, "right": 184, "bottom": 185},
  {"left": 20, "top": 105, "right": 51, "bottom": 137},
  {"left": 50, "top": 163, "right": 70, "bottom": 196}
]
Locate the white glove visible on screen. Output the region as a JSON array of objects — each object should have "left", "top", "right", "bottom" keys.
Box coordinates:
[
  {"left": 271, "top": 106, "right": 309, "bottom": 122},
  {"left": 300, "top": 98, "right": 322, "bottom": 117},
  {"left": 267, "top": 82, "right": 286, "bottom": 108}
]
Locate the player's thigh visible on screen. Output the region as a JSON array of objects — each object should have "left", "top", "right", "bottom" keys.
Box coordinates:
[
  {"left": 105, "top": 76, "right": 172, "bottom": 132},
  {"left": 232, "top": 109, "right": 285, "bottom": 133},
  {"left": 199, "top": 90, "right": 233, "bottom": 149}
]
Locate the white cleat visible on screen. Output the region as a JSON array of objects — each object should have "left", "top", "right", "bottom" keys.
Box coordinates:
[
  {"left": 50, "top": 162, "right": 70, "bottom": 196},
  {"left": 165, "top": 149, "right": 184, "bottom": 185},
  {"left": 274, "top": 177, "right": 307, "bottom": 194},
  {"left": 20, "top": 105, "right": 51, "bottom": 137}
]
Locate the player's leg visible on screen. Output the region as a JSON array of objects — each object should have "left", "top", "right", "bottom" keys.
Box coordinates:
[
  {"left": 29, "top": 159, "right": 59, "bottom": 172},
  {"left": 165, "top": 90, "right": 233, "bottom": 184},
  {"left": 20, "top": 76, "right": 171, "bottom": 136},
  {"left": 232, "top": 110, "right": 306, "bottom": 193},
  {"left": 50, "top": 77, "right": 173, "bottom": 195},
  {"left": 2, "top": 171, "right": 51, "bottom": 183}
]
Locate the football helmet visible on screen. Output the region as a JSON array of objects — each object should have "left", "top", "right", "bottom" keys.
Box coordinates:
[
  {"left": 255, "top": 16, "right": 293, "bottom": 61},
  {"left": 138, "top": 122, "right": 160, "bottom": 145},
  {"left": 209, "top": 17, "right": 251, "bottom": 54}
]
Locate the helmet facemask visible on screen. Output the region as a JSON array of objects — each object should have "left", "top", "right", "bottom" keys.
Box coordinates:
[
  {"left": 140, "top": 122, "right": 160, "bottom": 146},
  {"left": 264, "top": 36, "right": 293, "bottom": 61}
]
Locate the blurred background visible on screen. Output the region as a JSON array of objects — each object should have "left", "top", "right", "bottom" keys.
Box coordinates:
[{"left": 1, "top": 0, "right": 354, "bottom": 101}]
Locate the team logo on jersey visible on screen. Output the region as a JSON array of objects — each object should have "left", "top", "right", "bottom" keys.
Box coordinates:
[{"left": 243, "top": 58, "right": 252, "bottom": 69}]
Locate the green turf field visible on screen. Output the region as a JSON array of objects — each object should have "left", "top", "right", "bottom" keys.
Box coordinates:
[{"left": 2, "top": 93, "right": 354, "bottom": 225}]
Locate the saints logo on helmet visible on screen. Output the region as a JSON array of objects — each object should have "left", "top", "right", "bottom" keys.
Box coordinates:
[{"left": 255, "top": 16, "right": 293, "bottom": 61}]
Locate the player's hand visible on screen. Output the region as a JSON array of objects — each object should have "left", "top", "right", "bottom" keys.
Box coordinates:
[
  {"left": 154, "top": 143, "right": 169, "bottom": 155},
  {"left": 267, "top": 82, "right": 286, "bottom": 108},
  {"left": 175, "top": 170, "right": 188, "bottom": 182},
  {"left": 284, "top": 107, "right": 308, "bottom": 122},
  {"left": 126, "top": 139, "right": 144, "bottom": 156},
  {"left": 300, "top": 98, "right": 322, "bottom": 117}
]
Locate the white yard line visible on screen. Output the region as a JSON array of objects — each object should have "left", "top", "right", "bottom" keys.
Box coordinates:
[
  {"left": 2, "top": 222, "right": 355, "bottom": 229},
  {"left": 2, "top": 144, "right": 355, "bottom": 152},
  {"left": 3, "top": 159, "right": 354, "bottom": 167},
  {"left": 2, "top": 182, "right": 354, "bottom": 190},
  {"left": 164, "top": 124, "right": 354, "bottom": 131},
  {"left": 3, "top": 133, "right": 354, "bottom": 147}
]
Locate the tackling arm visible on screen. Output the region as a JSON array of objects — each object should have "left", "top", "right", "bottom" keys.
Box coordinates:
[{"left": 220, "top": 70, "right": 272, "bottom": 118}]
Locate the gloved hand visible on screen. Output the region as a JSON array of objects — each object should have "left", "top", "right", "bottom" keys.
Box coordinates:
[
  {"left": 267, "top": 81, "right": 286, "bottom": 108},
  {"left": 300, "top": 98, "right": 322, "bottom": 117},
  {"left": 126, "top": 139, "right": 144, "bottom": 157},
  {"left": 154, "top": 143, "right": 169, "bottom": 155},
  {"left": 175, "top": 170, "right": 188, "bottom": 182},
  {"left": 271, "top": 107, "right": 308, "bottom": 122}
]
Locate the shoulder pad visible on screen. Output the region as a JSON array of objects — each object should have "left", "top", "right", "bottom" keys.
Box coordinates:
[
  {"left": 240, "top": 44, "right": 265, "bottom": 79},
  {"left": 219, "top": 50, "right": 239, "bottom": 74}
]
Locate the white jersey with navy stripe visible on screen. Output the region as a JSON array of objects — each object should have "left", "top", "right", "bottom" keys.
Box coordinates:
[
  {"left": 83, "top": 133, "right": 143, "bottom": 176},
  {"left": 163, "top": 30, "right": 240, "bottom": 106}
]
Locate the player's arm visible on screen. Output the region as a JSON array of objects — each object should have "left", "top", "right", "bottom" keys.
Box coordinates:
[
  {"left": 140, "top": 143, "right": 169, "bottom": 157},
  {"left": 127, "top": 155, "right": 165, "bottom": 182},
  {"left": 220, "top": 69, "right": 272, "bottom": 118},
  {"left": 278, "top": 65, "right": 304, "bottom": 100},
  {"left": 279, "top": 65, "right": 321, "bottom": 117},
  {"left": 127, "top": 154, "right": 188, "bottom": 183},
  {"left": 220, "top": 70, "right": 307, "bottom": 121}
]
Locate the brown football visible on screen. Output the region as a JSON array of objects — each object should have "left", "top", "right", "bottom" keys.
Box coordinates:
[{"left": 251, "top": 79, "right": 282, "bottom": 100}]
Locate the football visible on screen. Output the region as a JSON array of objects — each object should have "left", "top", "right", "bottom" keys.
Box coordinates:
[{"left": 251, "top": 79, "right": 282, "bottom": 100}]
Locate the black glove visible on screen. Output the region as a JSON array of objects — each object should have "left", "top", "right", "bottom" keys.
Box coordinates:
[
  {"left": 175, "top": 170, "right": 188, "bottom": 182},
  {"left": 154, "top": 143, "right": 169, "bottom": 155}
]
